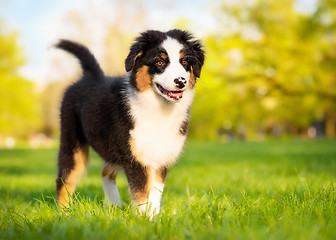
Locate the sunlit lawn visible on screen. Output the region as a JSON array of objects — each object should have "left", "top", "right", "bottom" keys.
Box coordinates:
[{"left": 0, "top": 139, "right": 335, "bottom": 240}]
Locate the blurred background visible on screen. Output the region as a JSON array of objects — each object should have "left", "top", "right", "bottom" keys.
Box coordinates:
[{"left": 0, "top": 0, "right": 335, "bottom": 148}]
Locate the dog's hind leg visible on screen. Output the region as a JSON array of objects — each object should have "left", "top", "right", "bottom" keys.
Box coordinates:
[
  {"left": 101, "top": 162, "right": 122, "bottom": 206},
  {"left": 56, "top": 142, "right": 89, "bottom": 208},
  {"left": 56, "top": 105, "right": 89, "bottom": 208}
]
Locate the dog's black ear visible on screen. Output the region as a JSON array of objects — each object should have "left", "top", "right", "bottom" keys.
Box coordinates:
[
  {"left": 125, "top": 41, "right": 143, "bottom": 72},
  {"left": 190, "top": 40, "right": 205, "bottom": 78}
]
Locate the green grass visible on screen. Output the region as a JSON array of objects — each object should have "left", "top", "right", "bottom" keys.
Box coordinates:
[{"left": 0, "top": 139, "right": 335, "bottom": 240}]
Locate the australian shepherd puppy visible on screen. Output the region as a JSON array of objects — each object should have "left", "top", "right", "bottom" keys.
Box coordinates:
[{"left": 55, "top": 29, "right": 205, "bottom": 217}]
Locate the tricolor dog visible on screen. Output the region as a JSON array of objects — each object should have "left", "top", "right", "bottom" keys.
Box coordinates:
[{"left": 55, "top": 29, "right": 205, "bottom": 217}]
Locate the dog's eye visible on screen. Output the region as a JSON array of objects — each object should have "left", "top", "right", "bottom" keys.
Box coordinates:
[
  {"left": 156, "top": 60, "right": 165, "bottom": 67},
  {"left": 182, "top": 60, "right": 188, "bottom": 66}
]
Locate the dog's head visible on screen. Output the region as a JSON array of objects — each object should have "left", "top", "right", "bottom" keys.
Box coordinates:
[{"left": 125, "top": 29, "right": 205, "bottom": 102}]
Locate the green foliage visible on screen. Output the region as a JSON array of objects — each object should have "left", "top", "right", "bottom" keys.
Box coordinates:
[
  {"left": 0, "top": 139, "right": 335, "bottom": 239},
  {"left": 0, "top": 22, "right": 41, "bottom": 138},
  {"left": 191, "top": 0, "right": 336, "bottom": 139}
]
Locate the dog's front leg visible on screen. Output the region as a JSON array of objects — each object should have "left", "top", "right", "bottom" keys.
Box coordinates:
[
  {"left": 125, "top": 162, "right": 168, "bottom": 218},
  {"left": 146, "top": 166, "right": 168, "bottom": 217}
]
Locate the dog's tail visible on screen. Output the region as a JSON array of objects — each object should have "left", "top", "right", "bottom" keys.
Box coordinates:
[{"left": 55, "top": 39, "right": 104, "bottom": 80}]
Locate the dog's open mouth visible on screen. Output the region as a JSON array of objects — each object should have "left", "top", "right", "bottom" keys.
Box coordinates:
[{"left": 156, "top": 84, "right": 183, "bottom": 101}]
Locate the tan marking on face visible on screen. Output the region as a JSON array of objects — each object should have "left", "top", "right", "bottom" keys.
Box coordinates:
[
  {"left": 180, "top": 51, "right": 195, "bottom": 88},
  {"left": 135, "top": 66, "right": 152, "bottom": 91},
  {"left": 57, "top": 146, "right": 89, "bottom": 208},
  {"left": 160, "top": 52, "right": 168, "bottom": 60},
  {"left": 189, "top": 65, "right": 196, "bottom": 88},
  {"left": 179, "top": 51, "right": 185, "bottom": 59},
  {"left": 101, "top": 162, "right": 119, "bottom": 181}
]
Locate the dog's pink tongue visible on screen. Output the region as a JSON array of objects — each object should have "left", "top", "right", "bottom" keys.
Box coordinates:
[{"left": 169, "top": 91, "right": 183, "bottom": 99}]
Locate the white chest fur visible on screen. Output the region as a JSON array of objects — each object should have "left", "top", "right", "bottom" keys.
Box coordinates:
[{"left": 128, "top": 89, "right": 194, "bottom": 170}]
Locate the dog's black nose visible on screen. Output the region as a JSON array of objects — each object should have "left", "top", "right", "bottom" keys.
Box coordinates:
[{"left": 174, "top": 77, "right": 187, "bottom": 89}]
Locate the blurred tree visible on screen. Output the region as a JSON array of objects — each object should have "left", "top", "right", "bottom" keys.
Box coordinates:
[
  {"left": 190, "top": 0, "right": 336, "bottom": 139},
  {"left": 59, "top": 0, "right": 145, "bottom": 75},
  {"left": 308, "top": 0, "right": 336, "bottom": 137},
  {"left": 0, "top": 21, "right": 41, "bottom": 138}
]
